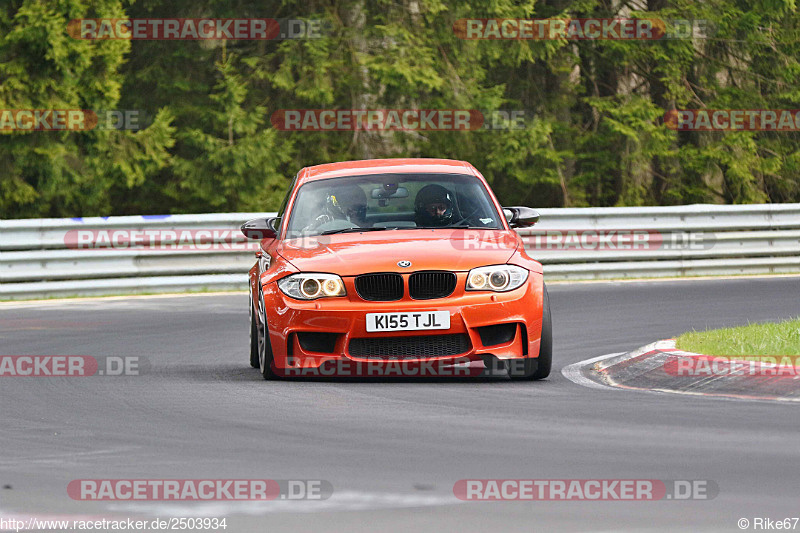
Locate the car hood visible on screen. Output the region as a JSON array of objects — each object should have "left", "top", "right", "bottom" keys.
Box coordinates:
[{"left": 276, "top": 229, "right": 519, "bottom": 276}]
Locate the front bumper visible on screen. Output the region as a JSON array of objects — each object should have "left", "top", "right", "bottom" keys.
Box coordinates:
[{"left": 262, "top": 272, "right": 544, "bottom": 374}]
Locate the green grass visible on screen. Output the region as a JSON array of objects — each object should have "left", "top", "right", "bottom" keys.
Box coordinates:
[{"left": 676, "top": 318, "right": 800, "bottom": 357}]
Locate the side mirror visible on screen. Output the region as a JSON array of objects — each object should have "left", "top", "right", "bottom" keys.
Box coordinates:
[
  {"left": 503, "top": 207, "right": 539, "bottom": 228},
  {"left": 241, "top": 217, "right": 278, "bottom": 240}
]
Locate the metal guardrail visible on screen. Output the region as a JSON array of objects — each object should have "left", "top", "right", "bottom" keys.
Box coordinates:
[{"left": 1, "top": 204, "right": 799, "bottom": 299}]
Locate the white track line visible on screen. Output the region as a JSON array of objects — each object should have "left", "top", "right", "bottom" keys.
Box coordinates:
[
  {"left": 107, "top": 491, "right": 460, "bottom": 516},
  {"left": 547, "top": 273, "right": 800, "bottom": 285},
  {"left": 0, "top": 291, "right": 244, "bottom": 309}
]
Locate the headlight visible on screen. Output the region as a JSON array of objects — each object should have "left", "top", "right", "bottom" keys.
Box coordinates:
[
  {"left": 466, "top": 265, "right": 528, "bottom": 292},
  {"left": 278, "top": 273, "right": 346, "bottom": 300}
]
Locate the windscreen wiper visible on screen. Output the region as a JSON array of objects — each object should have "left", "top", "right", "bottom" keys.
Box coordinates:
[
  {"left": 411, "top": 224, "right": 487, "bottom": 229},
  {"left": 450, "top": 222, "right": 487, "bottom": 228},
  {"left": 319, "top": 227, "right": 392, "bottom": 235}
]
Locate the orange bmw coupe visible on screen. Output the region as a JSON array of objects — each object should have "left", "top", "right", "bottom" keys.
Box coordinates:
[{"left": 242, "top": 158, "right": 551, "bottom": 380}]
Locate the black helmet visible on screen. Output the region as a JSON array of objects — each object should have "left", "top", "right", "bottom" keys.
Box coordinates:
[
  {"left": 414, "top": 184, "right": 454, "bottom": 227},
  {"left": 328, "top": 185, "right": 367, "bottom": 224}
]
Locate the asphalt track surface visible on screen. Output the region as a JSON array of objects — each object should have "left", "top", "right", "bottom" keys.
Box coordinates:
[{"left": 1, "top": 277, "right": 799, "bottom": 532}]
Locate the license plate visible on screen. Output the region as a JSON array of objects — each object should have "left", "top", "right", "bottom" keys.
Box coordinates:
[{"left": 366, "top": 311, "right": 450, "bottom": 332}]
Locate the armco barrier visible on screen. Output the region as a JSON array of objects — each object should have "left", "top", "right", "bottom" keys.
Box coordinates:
[{"left": 1, "top": 204, "right": 799, "bottom": 299}]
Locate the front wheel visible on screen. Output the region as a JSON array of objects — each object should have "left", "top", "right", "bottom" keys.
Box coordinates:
[
  {"left": 249, "top": 299, "right": 259, "bottom": 368},
  {"left": 509, "top": 283, "right": 552, "bottom": 380},
  {"left": 255, "top": 287, "right": 277, "bottom": 380}
]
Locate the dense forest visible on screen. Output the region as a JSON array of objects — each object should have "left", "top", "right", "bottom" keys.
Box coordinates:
[{"left": 2, "top": 0, "right": 800, "bottom": 218}]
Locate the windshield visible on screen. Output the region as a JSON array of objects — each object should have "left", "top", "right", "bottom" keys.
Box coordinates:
[{"left": 285, "top": 173, "right": 503, "bottom": 238}]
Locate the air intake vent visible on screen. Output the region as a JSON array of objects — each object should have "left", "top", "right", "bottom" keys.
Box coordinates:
[
  {"left": 348, "top": 334, "right": 470, "bottom": 358},
  {"left": 476, "top": 323, "right": 517, "bottom": 347},
  {"left": 297, "top": 332, "right": 338, "bottom": 354}
]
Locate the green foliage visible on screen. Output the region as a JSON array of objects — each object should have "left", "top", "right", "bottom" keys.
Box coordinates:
[
  {"left": 2, "top": 0, "right": 800, "bottom": 217},
  {"left": 0, "top": 0, "right": 172, "bottom": 217},
  {"left": 170, "top": 52, "right": 291, "bottom": 212}
]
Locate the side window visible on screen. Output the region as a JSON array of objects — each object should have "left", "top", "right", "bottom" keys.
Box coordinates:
[{"left": 273, "top": 175, "right": 298, "bottom": 234}]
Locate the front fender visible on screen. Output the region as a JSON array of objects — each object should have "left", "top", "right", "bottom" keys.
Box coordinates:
[{"left": 507, "top": 246, "right": 543, "bottom": 275}]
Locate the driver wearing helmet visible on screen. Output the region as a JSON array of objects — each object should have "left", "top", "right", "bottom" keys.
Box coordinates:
[
  {"left": 330, "top": 184, "right": 368, "bottom": 226},
  {"left": 307, "top": 184, "right": 368, "bottom": 229},
  {"left": 414, "top": 184, "right": 455, "bottom": 227}
]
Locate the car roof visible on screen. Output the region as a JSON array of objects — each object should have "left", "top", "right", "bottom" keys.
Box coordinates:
[{"left": 296, "top": 158, "right": 479, "bottom": 184}]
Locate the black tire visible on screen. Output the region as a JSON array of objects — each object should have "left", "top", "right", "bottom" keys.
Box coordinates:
[
  {"left": 255, "top": 287, "right": 277, "bottom": 380},
  {"left": 249, "top": 299, "right": 259, "bottom": 368},
  {"left": 531, "top": 284, "right": 553, "bottom": 379},
  {"left": 509, "top": 283, "right": 552, "bottom": 380}
]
